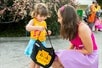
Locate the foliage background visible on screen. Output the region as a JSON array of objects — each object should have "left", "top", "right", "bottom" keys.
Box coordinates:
[
  {"left": 0, "top": 0, "right": 77, "bottom": 37},
  {"left": 96, "top": 0, "right": 102, "bottom": 8}
]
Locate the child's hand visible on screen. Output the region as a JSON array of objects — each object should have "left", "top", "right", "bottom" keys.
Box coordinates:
[
  {"left": 47, "top": 30, "right": 52, "bottom": 35},
  {"left": 37, "top": 26, "right": 45, "bottom": 31}
]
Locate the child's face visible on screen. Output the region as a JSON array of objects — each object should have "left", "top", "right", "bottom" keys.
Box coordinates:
[
  {"left": 36, "top": 14, "right": 47, "bottom": 22},
  {"left": 57, "top": 10, "right": 62, "bottom": 24}
]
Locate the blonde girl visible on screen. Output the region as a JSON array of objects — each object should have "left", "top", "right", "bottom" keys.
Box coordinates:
[{"left": 24, "top": 3, "right": 51, "bottom": 68}]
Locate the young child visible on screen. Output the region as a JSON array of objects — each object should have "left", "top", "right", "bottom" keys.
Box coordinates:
[
  {"left": 52, "top": 5, "right": 98, "bottom": 68},
  {"left": 24, "top": 3, "right": 51, "bottom": 68},
  {"left": 95, "top": 17, "right": 102, "bottom": 31},
  {"left": 87, "top": 1, "right": 96, "bottom": 30}
]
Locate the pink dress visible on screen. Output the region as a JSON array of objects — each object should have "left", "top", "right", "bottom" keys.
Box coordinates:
[
  {"left": 95, "top": 18, "right": 102, "bottom": 30},
  {"left": 56, "top": 33, "right": 98, "bottom": 68}
]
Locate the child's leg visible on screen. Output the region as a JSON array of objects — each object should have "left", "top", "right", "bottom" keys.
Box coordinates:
[
  {"left": 52, "top": 57, "right": 64, "bottom": 68},
  {"left": 35, "top": 64, "right": 40, "bottom": 68},
  {"left": 95, "top": 26, "right": 98, "bottom": 31},
  {"left": 29, "top": 60, "right": 35, "bottom": 68},
  {"left": 29, "top": 60, "right": 40, "bottom": 68}
]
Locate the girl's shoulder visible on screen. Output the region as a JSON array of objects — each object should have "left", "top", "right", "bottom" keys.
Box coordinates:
[
  {"left": 28, "top": 18, "right": 35, "bottom": 22},
  {"left": 30, "top": 18, "right": 38, "bottom": 24},
  {"left": 78, "top": 22, "right": 91, "bottom": 34},
  {"left": 27, "top": 18, "right": 35, "bottom": 25},
  {"left": 78, "top": 22, "right": 92, "bottom": 39}
]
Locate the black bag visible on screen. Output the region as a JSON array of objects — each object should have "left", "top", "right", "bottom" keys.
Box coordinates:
[{"left": 30, "top": 29, "right": 55, "bottom": 68}]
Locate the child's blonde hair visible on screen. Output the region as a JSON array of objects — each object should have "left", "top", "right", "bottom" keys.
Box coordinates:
[{"left": 31, "top": 3, "right": 48, "bottom": 18}]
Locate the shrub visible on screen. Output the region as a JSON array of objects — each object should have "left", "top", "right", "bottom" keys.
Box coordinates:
[
  {"left": 96, "top": 0, "right": 102, "bottom": 9},
  {"left": 0, "top": 0, "right": 78, "bottom": 36}
]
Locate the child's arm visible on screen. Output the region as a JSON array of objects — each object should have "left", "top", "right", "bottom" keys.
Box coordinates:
[
  {"left": 47, "top": 30, "right": 52, "bottom": 35},
  {"left": 26, "top": 19, "right": 44, "bottom": 31}
]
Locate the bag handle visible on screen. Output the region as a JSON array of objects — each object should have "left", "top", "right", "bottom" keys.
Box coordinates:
[
  {"left": 37, "top": 29, "right": 54, "bottom": 48},
  {"left": 45, "top": 29, "right": 54, "bottom": 48}
]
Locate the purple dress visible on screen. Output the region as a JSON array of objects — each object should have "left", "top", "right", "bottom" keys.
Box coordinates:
[{"left": 56, "top": 33, "right": 98, "bottom": 68}]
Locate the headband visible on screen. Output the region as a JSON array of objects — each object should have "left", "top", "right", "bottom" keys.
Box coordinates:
[{"left": 59, "top": 6, "right": 65, "bottom": 12}]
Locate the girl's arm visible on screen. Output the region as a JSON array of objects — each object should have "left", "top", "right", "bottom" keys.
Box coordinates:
[
  {"left": 68, "top": 42, "right": 74, "bottom": 49},
  {"left": 78, "top": 23, "right": 93, "bottom": 55},
  {"left": 46, "top": 30, "right": 52, "bottom": 35},
  {"left": 26, "top": 19, "right": 44, "bottom": 31}
]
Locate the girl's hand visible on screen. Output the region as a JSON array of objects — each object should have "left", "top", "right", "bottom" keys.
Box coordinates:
[
  {"left": 47, "top": 30, "right": 52, "bottom": 35},
  {"left": 37, "top": 26, "right": 45, "bottom": 31}
]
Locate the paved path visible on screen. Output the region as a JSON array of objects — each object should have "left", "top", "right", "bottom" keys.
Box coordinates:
[{"left": 0, "top": 32, "right": 102, "bottom": 68}]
